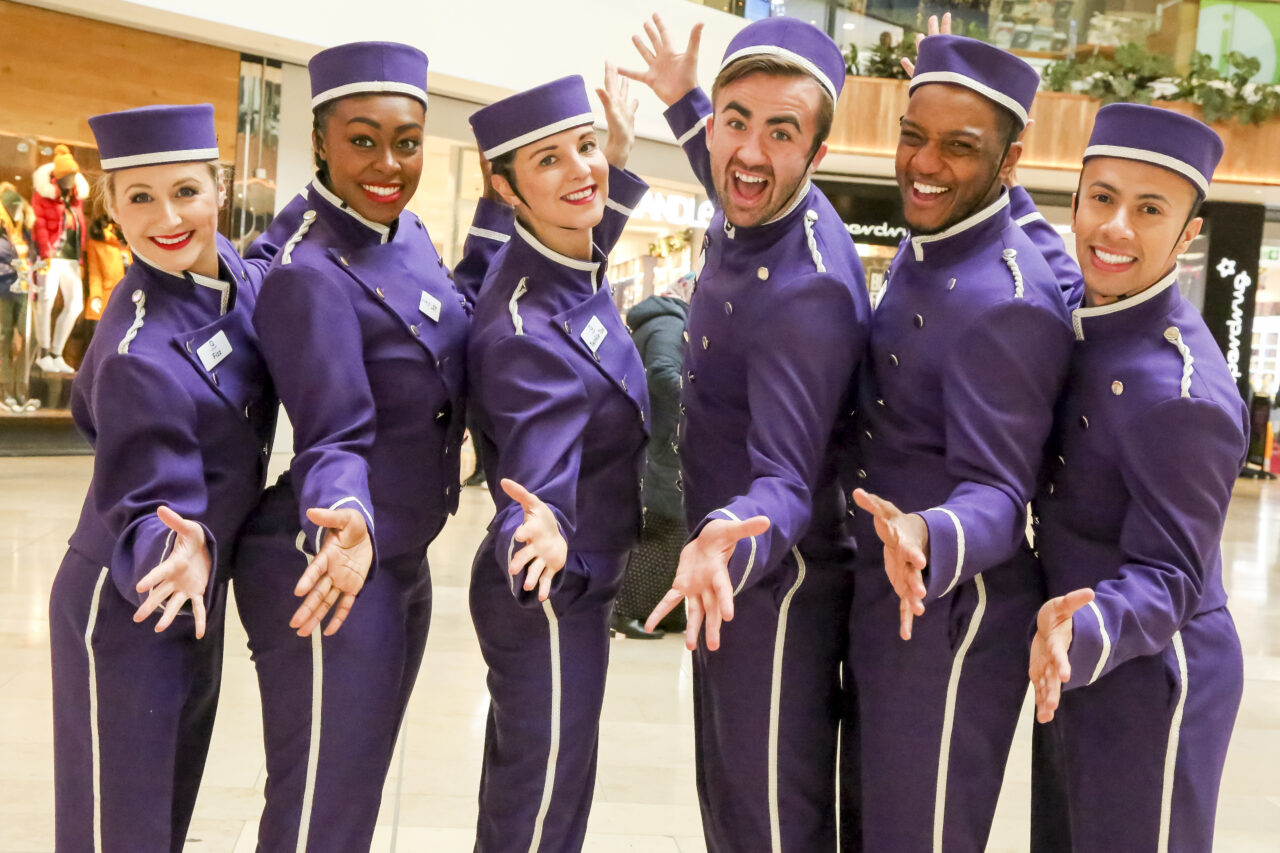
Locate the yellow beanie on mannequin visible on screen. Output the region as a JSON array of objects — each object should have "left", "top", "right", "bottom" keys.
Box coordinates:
[{"left": 51, "top": 144, "right": 80, "bottom": 179}]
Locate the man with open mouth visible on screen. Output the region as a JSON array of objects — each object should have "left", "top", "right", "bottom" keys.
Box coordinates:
[
  {"left": 844, "top": 34, "right": 1075, "bottom": 852},
  {"left": 623, "top": 14, "right": 871, "bottom": 851}
]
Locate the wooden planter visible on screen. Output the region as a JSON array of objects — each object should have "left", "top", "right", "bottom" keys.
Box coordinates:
[{"left": 830, "top": 76, "right": 1280, "bottom": 186}]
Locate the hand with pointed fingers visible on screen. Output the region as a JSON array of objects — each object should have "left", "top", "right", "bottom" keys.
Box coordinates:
[
  {"left": 1030, "top": 587, "right": 1096, "bottom": 723},
  {"left": 851, "top": 489, "right": 929, "bottom": 641},
  {"left": 478, "top": 152, "right": 504, "bottom": 204},
  {"left": 501, "top": 478, "right": 569, "bottom": 602},
  {"left": 599, "top": 62, "right": 639, "bottom": 170},
  {"left": 290, "top": 506, "right": 372, "bottom": 637},
  {"left": 645, "top": 515, "right": 770, "bottom": 651},
  {"left": 619, "top": 13, "right": 703, "bottom": 107},
  {"left": 133, "top": 505, "right": 212, "bottom": 638},
  {"left": 900, "top": 12, "right": 951, "bottom": 77}
]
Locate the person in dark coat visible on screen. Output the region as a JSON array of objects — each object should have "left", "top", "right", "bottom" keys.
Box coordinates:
[{"left": 612, "top": 280, "right": 691, "bottom": 638}]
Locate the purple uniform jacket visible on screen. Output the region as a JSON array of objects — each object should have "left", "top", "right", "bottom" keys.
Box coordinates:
[
  {"left": 65, "top": 228, "right": 294, "bottom": 609},
  {"left": 850, "top": 190, "right": 1074, "bottom": 600},
  {"left": 1009, "top": 184, "right": 1084, "bottom": 309},
  {"left": 665, "top": 88, "right": 870, "bottom": 588},
  {"left": 252, "top": 179, "right": 511, "bottom": 570},
  {"left": 1035, "top": 271, "right": 1247, "bottom": 686},
  {"left": 469, "top": 167, "right": 651, "bottom": 606}
]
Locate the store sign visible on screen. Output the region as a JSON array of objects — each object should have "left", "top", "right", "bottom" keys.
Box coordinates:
[
  {"left": 634, "top": 191, "right": 715, "bottom": 229},
  {"left": 813, "top": 179, "right": 910, "bottom": 247},
  {"left": 846, "top": 221, "right": 908, "bottom": 242},
  {"left": 1216, "top": 256, "right": 1252, "bottom": 381},
  {"left": 1200, "top": 201, "right": 1264, "bottom": 398}
]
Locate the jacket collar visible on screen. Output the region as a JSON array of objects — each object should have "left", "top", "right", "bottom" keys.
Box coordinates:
[
  {"left": 1071, "top": 268, "right": 1181, "bottom": 342},
  {"left": 908, "top": 189, "right": 1011, "bottom": 264},
  {"left": 512, "top": 220, "right": 602, "bottom": 294},
  {"left": 309, "top": 176, "right": 396, "bottom": 246},
  {"left": 131, "top": 246, "right": 235, "bottom": 316}
]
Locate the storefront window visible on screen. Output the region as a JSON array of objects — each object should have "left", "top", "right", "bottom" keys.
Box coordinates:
[{"left": 230, "top": 56, "right": 283, "bottom": 252}]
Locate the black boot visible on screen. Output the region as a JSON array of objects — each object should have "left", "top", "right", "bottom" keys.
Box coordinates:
[{"left": 610, "top": 611, "right": 664, "bottom": 639}]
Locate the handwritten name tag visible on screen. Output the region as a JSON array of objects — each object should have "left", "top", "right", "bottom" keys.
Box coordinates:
[
  {"left": 197, "top": 331, "right": 232, "bottom": 371},
  {"left": 580, "top": 315, "right": 608, "bottom": 354},
  {"left": 419, "top": 291, "right": 442, "bottom": 322}
]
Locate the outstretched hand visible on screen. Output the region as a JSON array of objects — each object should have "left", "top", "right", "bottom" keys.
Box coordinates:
[
  {"left": 852, "top": 489, "right": 929, "bottom": 641},
  {"left": 291, "top": 506, "right": 372, "bottom": 637},
  {"left": 619, "top": 13, "right": 703, "bottom": 107},
  {"left": 502, "top": 478, "right": 569, "bottom": 601},
  {"left": 133, "top": 505, "right": 212, "bottom": 638},
  {"left": 1030, "top": 587, "right": 1096, "bottom": 723},
  {"left": 646, "top": 514, "right": 770, "bottom": 651}
]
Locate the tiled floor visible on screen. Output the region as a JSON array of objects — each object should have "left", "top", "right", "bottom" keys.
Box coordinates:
[{"left": 1, "top": 455, "right": 1277, "bottom": 851}]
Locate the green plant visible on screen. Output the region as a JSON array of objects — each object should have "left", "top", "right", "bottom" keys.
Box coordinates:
[
  {"left": 863, "top": 39, "right": 916, "bottom": 80},
  {"left": 1040, "top": 45, "right": 1280, "bottom": 125}
]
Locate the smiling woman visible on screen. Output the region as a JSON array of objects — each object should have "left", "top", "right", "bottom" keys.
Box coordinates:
[{"left": 228, "top": 40, "right": 516, "bottom": 853}]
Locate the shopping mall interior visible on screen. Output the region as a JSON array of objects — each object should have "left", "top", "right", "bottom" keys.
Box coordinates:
[{"left": 1, "top": 0, "right": 1279, "bottom": 850}]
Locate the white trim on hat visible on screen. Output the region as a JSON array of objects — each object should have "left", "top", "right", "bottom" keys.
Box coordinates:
[
  {"left": 481, "top": 112, "right": 597, "bottom": 160},
  {"left": 311, "top": 80, "right": 428, "bottom": 109},
  {"left": 99, "top": 147, "right": 220, "bottom": 171},
  {"left": 719, "top": 45, "right": 838, "bottom": 102},
  {"left": 909, "top": 70, "right": 1029, "bottom": 127},
  {"left": 1083, "top": 144, "right": 1209, "bottom": 196}
]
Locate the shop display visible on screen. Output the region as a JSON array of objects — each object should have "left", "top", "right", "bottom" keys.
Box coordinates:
[{"left": 31, "top": 145, "right": 87, "bottom": 376}]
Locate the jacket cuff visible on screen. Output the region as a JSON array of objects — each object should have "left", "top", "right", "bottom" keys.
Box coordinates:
[
  {"left": 921, "top": 507, "right": 963, "bottom": 602},
  {"left": 664, "top": 88, "right": 712, "bottom": 145},
  {"left": 1009, "top": 185, "right": 1044, "bottom": 227},
  {"left": 469, "top": 198, "right": 515, "bottom": 243},
  {"left": 1066, "top": 600, "right": 1110, "bottom": 691},
  {"left": 605, "top": 166, "right": 650, "bottom": 214}
]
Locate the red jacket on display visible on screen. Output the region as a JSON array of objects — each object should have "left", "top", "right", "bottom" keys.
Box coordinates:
[{"left": 32, "top": 161, "right": 88, "bottom": 261}]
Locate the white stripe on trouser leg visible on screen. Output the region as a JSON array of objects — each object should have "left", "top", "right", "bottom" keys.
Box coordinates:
[
  {"left": 85, "top": 567, "right": 109, "bottom": 853},
  {"left": 932, "top": 573, "right": 988, "bottom": 853},
  {"left": 295, "top": 630, "right": 323, "bottom": 853},
  {"left": 1157, "top": 631, "right": 1188, "bottom": 853},
  {"left": 529, "top": 598, "right": 563, "bottom": 852},
  {"left": 767, "top": 549, "right": 808, "bottom": 853},
  {"left": 293, "top": 532, "right": 323, "bottom": 853}
]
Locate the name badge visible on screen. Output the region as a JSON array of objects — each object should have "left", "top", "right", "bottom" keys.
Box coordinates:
[
  {"left": 419, "top": 291, "right": 442, "bottom": 322},
  {"left": 197, "top": 331, "right": 232, "bottom": 371},
  {"left": 580, "top": 315, "right": 608, "bottom": 354}
]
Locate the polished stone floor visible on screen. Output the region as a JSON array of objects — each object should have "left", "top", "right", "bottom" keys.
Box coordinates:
[{"left": 1, "top": 455, "right": 1277, "bottom": 851}]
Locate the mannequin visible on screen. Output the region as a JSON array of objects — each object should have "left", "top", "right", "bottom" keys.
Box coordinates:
[
  {"left": 0, "top": 184, "right": 36, "bottom": 410},
  {"left": 31, "top": 144, "right": 88, "bottom": 374}
]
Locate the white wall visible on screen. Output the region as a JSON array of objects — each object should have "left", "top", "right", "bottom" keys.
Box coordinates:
[{"left": 23, "top": 0, "right": 749, "bottom": 146}]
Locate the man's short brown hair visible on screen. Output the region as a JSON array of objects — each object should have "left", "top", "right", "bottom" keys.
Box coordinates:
[{"left": 710, "top": 55, "right": 835, "bottom": 158}]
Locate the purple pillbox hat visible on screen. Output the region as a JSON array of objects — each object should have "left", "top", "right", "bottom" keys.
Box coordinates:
[
  {"left": 720, "top": 17, "right": 845, "bottom": 102},
  {"left": 909, "top": 34, "right": 1039, "bottom": 128},
  {"left": 470, "top": 75, "right": 594, "bottom": 160},
  {"left": 309, "top": 41, "right": 428, "bottom": 110},
  {"left": 88, "top": 104, "right": 219, "bottom": 171},
  {"left": 1085, "top": 103, "right": 1223, "bottom": 197}
]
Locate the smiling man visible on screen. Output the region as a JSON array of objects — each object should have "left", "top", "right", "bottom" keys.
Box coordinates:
[
  {"left": 623, "top": 14, "right": 870, "bottom": 851},
  {"left": 843, "top": 35, "right": 1074, "bottom": 852},
  {"left": 1029, "top": 104, "right": 1247, "bottom": 853}
]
